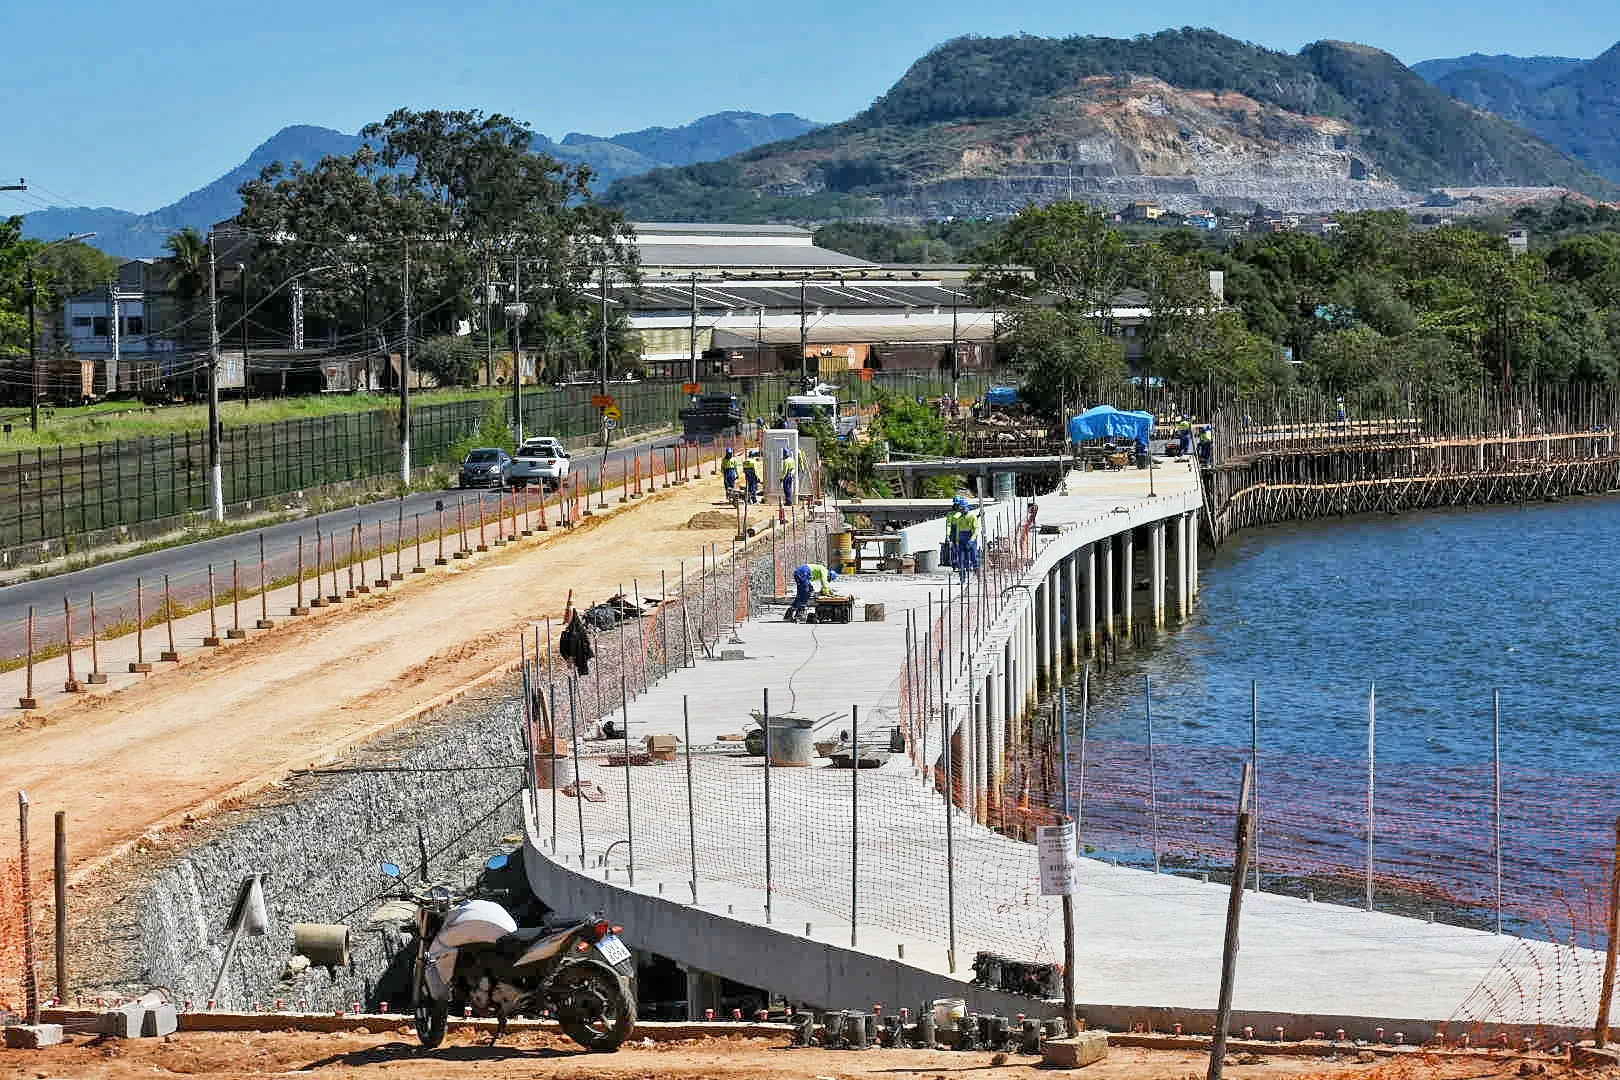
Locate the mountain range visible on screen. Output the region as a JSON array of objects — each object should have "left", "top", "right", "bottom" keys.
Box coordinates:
[
  {"left": 604, "top": 30, "right": 1619, "bottom": 223},
  {"left": 19, "top": 111, "right": 819, "bottom": 258},
  {"left": 1415, "top": 45, "right": 1620, "bottom": 181}
]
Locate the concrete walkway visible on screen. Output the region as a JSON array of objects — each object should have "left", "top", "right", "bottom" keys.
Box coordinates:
[{"left": 526, "top": 463, "right": 1586, "bottom": 1030}]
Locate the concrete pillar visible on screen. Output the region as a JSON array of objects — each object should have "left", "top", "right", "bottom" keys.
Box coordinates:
[
  {"left": 1150, "top": 521, "right": 1166, "bottom": 629},
  {"left": 1122, "top": 530, "right": 1135, "bottom": 636},
  {"left": 970, "top": 679, "right": 984, "bottom": 823},
  {"left": 1174, "top": 513, "right": 1190, "bottom": 619},
  {"left": 1002, "top": 642, "right": 1014, "bottom": 741},
  {"left": 1032, "top": 581, "right": 1046, "bottom": 691},
  {"left": 1102, "top": 536, "right": 1116, "bottom": 643},
  {"left": 1188, "top": 515, "right": 1200, "bottom": 603},
  {"left": 983, "top": 665, "right": 999, "bottom": 823},
  {"left": 1048, "top": 567, "right": 1062, "bottom": 683},
  {"left": 984, "top": 667, "right": 997, "bottom": 819},
  {"left": 1084, "top": 543, "right": 1098, "bottom": 656},
  {"left": 686, "top": 968, "right": 722, "bottom": 1020}
]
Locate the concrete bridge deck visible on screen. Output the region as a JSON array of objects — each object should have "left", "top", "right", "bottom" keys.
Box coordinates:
[{"left": 523, "top": 461, "right": 1582, "bottom": 1033}]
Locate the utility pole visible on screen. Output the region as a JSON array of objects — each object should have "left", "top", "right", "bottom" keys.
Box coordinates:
[
  {"left": 799, "top": 274, "right": 808, "bottom": 389},
  {"left": 26, "top": 264, "right": 38, "bottom": 431},
  {"left": 950, "top": 290, "right": 961, "bottom": 401},
  {"left": 483, "top": 256, "right": 494, "bottom": 387},
  {"left": 109, "top": 277, "right": 121, "bottom": 401},
  {"left": 510, "top": 255, "right": 524, "bottom": 445},
  {"left": 599, "top": 257, "right": 610, "bottom": 399},
  {"left": 239, "top": 265, "right": 249, "bottom": 407},
  {"left": 400, "top": 240, "right": 412, "bottom": 483},
  {"left": 689, "top": 272, "right": 699, "bottom": 384},
  {"left": 207, "top": 230, "right": 224, "bottom": 521}
]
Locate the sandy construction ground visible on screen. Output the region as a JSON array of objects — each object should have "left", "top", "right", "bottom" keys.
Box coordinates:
[
  {"left": 0, "top": 479, "right": 753, "bottom": 876},
  {"left": 0, "top": 1027, "right": 1521, "bottom": 1080}
]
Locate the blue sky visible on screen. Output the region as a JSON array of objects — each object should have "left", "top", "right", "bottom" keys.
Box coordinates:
[{"left": 3, "top": 0, "right": 1617, "bottom": 216}]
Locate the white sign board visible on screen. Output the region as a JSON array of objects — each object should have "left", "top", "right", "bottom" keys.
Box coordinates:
[{"left": 1037, "top": 822, "right": 1079, "bottom": 896}]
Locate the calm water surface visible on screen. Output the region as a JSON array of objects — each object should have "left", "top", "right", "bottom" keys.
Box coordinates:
[{"left": 1081, "top": 496, "right": 1620, "bottom": 772}]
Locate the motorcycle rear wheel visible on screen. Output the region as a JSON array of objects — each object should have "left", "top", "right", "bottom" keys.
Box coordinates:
[
  {"left": 553, "top": 961, "right": 635, "bottom": 1052},
  {"left": 413, "top": 953, "right": 448, "bottom": 1050}
]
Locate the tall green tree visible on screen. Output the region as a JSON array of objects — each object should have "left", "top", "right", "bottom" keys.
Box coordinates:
[
  {"left": 164, "top": 227, "right": 210, "bottom": 347},
  {"left": 1002, "top": 305, "right": 1126, "bottom": 418}
]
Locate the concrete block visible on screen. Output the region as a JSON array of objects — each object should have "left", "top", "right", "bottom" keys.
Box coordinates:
[
  {"left": 4, "top": 1023, "right": 64, "bottom": 1048},
  {"left": 720, "top": 649, "right": 746, "bottom": 661},
  {"left": 1571, "top": 1045, "right": 1620, "bottom": 1069},
  {"left": 143, "top": 1004, "right": 178, "bottom": 1037},
  {"left": 1043, "top": 1032, "right": 1109, "bottom": 1069},
  {"left": 99, "top": 1003, "right": 144, "bottom": 1038}
]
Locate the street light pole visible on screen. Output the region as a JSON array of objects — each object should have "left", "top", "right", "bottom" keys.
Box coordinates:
[
  {"left": 400, "top": 240, "right": 412, "bottom": 484},
  {"left": 207, "top": 230, "right": 224, "bottom": 521},
  {"left": 511, "top": 255, "right": 524, "bottom": 446}
]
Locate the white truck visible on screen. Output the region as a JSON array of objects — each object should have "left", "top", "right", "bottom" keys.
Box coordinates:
[{"left": 781, "top": 384, "right": 858, "bottom": 439}]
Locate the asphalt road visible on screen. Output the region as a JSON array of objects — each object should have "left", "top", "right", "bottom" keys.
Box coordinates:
[{"left": 0, "top": 432, "right": 690, "bottom": 657}]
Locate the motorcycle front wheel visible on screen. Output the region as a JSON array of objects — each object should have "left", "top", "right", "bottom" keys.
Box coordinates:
[
  {"left": 412, "top": 952, "right": 448, "bottom": 1050},
  {"left": 552, "top": 961, "right": 635, "bottom": 1052}
]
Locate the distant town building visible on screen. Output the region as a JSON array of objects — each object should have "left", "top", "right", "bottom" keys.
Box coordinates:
[{"left": 1507, "top": 229, "right": 1530, "bottom": 258}]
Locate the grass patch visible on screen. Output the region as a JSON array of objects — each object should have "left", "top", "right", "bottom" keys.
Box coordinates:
[{"left": 0, "top": 388, "right": 510, "bottom": 451}]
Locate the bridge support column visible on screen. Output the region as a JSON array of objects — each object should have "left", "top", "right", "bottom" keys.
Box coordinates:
[
  {"left": 1150, "top": 521, "right": 1167, "bottom": 629},
  {"left": 1048, "top": 566, "right": 1061, "bottom": 684},
  {"left": 1188, "top": 515, "right": 1200, "bottom": 603},
  {"left": 1084, "top": 543, "right": 1098, "bottom": 656},
  {"left": 1065, "top": 553, "right": 1080, "bottom": 670},
  {"left": 970, "top": 674, "right": 985, "bottom": 823},
  {"left": 987, "top": 664, "right": 1004, "bottom": 825},
  {"left": 1122, "top": 530, "right": 1135, "bottom": 637},
  {"left": 1102, "top": 535, "right": 1116, "bottom": 644},
  {"left": 686, "top": 968, "right": 722, "bottom": 1021},
  {"left": 1174, "top": 513, "right": 1189, "bottom": 620},
  {"left": 1031, "top": 580, "right": 1046, "bottom": 693}
]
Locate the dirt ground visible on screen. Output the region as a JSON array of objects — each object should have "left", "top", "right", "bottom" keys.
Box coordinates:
[
  {"left": 1, "top": 480, "right": 753, "bottom": 880},
  {"left": 1, "top": 1028, "right": 1566, "bottom": 1080}
]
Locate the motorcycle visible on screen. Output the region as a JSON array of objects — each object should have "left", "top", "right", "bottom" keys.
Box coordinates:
[{"left": 380, "top": 855, "right": 636, "bottom": 1052}]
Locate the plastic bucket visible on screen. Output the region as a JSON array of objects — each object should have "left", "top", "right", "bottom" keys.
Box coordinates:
[
  {"left": 767, "top": 716, "right": 816, "bottom": 766},
  {"left": 832, "top": 531, "right": 856, "bottom": 575},
  {"left": 932, "top": 997, "right": 966, "bottom": 1032}
]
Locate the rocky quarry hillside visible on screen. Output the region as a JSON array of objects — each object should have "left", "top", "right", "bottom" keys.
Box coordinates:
[{"left": 606, "top": 30, "right": 1617, "bottom": 222}]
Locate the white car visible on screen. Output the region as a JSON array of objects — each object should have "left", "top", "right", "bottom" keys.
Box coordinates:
[{"left": 509, "top": 436, "right": 570, "bottom": 490}]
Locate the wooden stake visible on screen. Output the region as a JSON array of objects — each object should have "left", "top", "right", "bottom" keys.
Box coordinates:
[
  {"left": 1207, "top": 762, "right": 1255, "bottom": 1080},
  {"left": 1597, "top": 816, "right": 1620, "bottom": 1047},
  {"left": 87, "top": 592, "right": 107, "bottom": 683}
]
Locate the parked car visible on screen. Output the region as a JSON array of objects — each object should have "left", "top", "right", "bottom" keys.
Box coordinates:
[
  {"left": 458, "top": 447, "right": 512, "bottom": 489},
  {"left": 508, "top": 436, "right": 570, "bottom": 490}
]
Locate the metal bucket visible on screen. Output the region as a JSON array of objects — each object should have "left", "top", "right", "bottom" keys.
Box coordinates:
[
  {"left": 914, "top": 547, "right": 938, "bottom": 574},
  {"left": 767, "top": 716, "right": 816, "bottom": 766}
]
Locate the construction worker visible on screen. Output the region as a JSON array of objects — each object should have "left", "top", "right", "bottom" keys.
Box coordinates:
[
  {"left": 780, "top": 447, "right": 797, "bottom": 506},
  {"left": 946, "top": 496, "right": 980, "bottom": 586},
  {"left": 1176, "top": 418, "right": 1194, "bottom": 457},
  {"left": 1197, "top": 426, "right": 1214, "bottom": 465},
  {"left": 721, "top": 447, "right": 739, "bottom": 498},
  {"left": 742, "top": 451, "right": 760, "bottom": 503},
  {"left": 785, "top": 562, "right": 837, "bottom": 622}
]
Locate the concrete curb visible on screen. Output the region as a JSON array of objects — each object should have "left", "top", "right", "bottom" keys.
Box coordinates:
[{"left": 39, "top": 1008, "right": 792, "bottom": 1042}]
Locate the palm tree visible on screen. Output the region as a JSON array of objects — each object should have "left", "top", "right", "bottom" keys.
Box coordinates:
[{"left": 163, "top": 227, "right": 208, "bottom": 348}]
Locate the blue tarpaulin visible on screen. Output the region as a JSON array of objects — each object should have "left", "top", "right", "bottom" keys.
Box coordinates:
[
  {"left": 1067, "top": 406, "right": 1154, "bottom": 444},
  {"left": 983, "top": 385, "right": 1021, "bottom": 406}
]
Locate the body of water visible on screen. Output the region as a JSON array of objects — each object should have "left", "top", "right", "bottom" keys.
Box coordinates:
[
  {"left": 1083, "top": 497, "right": 1620, "bottom": 771},
  {"left": 1062, "top": 497, "right": 1620, "bottom": 933}
]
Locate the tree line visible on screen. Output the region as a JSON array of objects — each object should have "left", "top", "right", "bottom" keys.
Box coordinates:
[{"left": 844, "top": 200, "right": 1620, "bottom": 419}]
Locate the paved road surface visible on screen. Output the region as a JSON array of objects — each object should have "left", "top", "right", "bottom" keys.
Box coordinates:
[{"left": 0, "top": 433, "right": 694, "bottom": 655}]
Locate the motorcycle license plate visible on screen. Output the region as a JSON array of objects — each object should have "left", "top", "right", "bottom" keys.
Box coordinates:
[{"left": 595, "top": 933, "right": 631, "bottom": 967}]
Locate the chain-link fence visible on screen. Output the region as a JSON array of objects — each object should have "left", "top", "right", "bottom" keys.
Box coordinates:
[{"left": 0, "top": 371, "right": 1001, "bottom": 551}]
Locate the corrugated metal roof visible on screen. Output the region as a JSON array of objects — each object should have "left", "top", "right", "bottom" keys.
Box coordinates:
[
  {"left": 631, "top": 242, "right": 872, "bottom": 269},
  {"left": 632, "top": 222, "right": 816, "bottom": 238}
]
